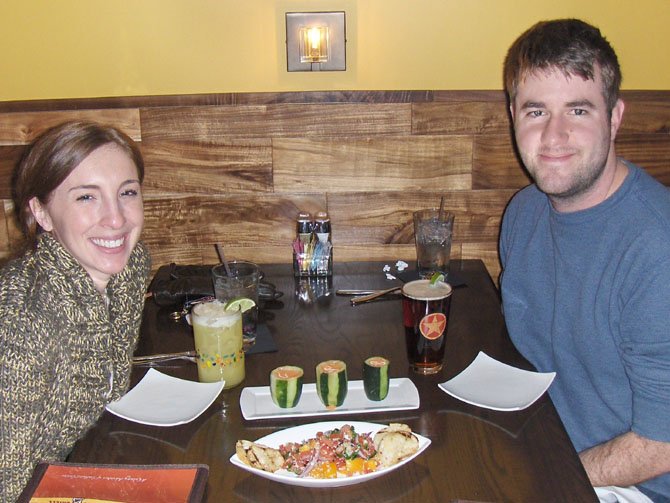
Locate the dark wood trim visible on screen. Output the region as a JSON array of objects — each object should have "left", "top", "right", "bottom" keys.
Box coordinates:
[
  {"left": 619, "top": 90, "right": 670, "bottom": 101},
  {"left": 0, "top": 91, "right": 431, "bottom": 112},
  {"left": 2, "top": 89, "right": 667, "bottom": 114}
]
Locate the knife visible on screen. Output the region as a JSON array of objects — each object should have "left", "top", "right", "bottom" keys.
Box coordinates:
[{"left": 132, "top": 351, "right": 196, "bottom": 364}]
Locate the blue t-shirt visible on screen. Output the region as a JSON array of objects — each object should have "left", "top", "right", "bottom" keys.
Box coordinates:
[{"left": 500, "top": 162, "right": 670, "bottom": 499}]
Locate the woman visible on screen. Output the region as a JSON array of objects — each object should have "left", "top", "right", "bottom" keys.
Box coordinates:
[{"left": 0, "top": 121, "right": 151, "bottom": 501}]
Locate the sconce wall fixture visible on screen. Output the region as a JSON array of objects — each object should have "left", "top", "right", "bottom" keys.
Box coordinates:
[{"left": 286, "top": 11, "right": 346, "bottom": 72}]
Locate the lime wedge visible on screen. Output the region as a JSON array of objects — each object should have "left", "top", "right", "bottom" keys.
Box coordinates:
[
  {"left": 429, "top": 272, "right": 445, "bottom": 286},
  {"left": 224, "top": 297, "right": 256, "bottom": 313}
]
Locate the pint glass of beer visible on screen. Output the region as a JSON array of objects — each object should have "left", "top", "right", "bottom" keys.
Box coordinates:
[{"left": 401, "top": 279, "right": 453, "bottom": 374}]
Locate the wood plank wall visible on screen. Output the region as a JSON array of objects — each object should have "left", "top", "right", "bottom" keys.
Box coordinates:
[{"left": 1, "top": 90, "right": 669, "bottom": 283}]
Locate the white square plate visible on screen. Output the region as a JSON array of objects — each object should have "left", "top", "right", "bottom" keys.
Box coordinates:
[
  {"left": 230, "top": 420, "right": 430, "bottom": 487},
  {"left": 438, "top": 352, "right": 555, "bottom": 411},
  {"left": 240, "top": 378, "right": 419, "bottom": 420},
  {"left": 106, "top": 368, "right": 224, "bottom": 426}
]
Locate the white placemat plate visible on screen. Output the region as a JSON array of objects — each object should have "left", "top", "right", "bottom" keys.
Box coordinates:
[
  {"left": 106, "top": 368, "right": 224, "bottom": 426},
  {"left": 438, "top": 352, "right": 555, "bottom": 411}
]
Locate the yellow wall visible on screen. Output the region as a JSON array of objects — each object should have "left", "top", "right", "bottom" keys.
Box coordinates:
[{"left": 1, "top": 0, "right": 669, "bottom": 101}]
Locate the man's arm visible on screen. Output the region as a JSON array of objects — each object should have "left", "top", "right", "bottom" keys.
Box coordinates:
[{"left": 580, "top": 431, "right": 670, "bottom": 487}]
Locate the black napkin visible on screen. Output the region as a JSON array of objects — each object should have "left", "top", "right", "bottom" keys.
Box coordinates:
[
  {"left": 149, "top": 263, "right": 282, "bottom": 306},
  {"left": 246, "top": 324, "right": 278, "bottom": 355}
]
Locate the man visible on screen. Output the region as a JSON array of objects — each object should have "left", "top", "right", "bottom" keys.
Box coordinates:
[{"left": 500, "top": 19, "right": 670, "bottom": 502}]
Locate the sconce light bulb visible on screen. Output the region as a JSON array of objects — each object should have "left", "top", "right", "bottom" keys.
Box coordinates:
[{"left": 308, "top": 27, "right": 321, "bottom": 50}]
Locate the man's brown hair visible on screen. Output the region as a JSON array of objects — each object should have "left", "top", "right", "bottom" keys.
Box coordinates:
[{"left": 504, "top": 19, "right": 622, "bottom": 112}]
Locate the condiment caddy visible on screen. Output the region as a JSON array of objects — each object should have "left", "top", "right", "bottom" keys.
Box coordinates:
[{"left": 292, "top": 211, "right": 333, "bottom": 277}]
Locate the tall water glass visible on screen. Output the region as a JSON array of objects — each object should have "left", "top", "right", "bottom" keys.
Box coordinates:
[
  {"left": 413, "top": 209, "right": 455, "bottom": 279},
  {"left": 212, "top": 261, "right": 260, "bottom": 343}
]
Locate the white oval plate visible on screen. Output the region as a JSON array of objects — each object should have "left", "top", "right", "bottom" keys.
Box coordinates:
[{"left": 229, "top": 420, "right": 430, "bottom": 488}]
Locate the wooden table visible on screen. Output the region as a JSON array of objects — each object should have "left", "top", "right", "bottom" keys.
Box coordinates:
[{"left": 69, "top": 260, "right": 596, "bottom": 502}]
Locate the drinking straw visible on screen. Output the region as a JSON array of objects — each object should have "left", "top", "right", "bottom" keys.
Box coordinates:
[
  {"left": 215, "top": 243, "right": 232, "bottom": 276},
  {"left": 439, "top": 196, "right": 446, "bottom": 221}
]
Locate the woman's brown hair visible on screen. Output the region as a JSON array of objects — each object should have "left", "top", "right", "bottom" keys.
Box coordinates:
[{"left": 12, "top": 120, "right": 144, "bottom": 247}]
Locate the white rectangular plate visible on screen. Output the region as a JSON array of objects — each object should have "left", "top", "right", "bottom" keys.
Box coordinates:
[
  {"left": 240, "top": 378, "right": 419, "bottom": 420},
  {"left": 230, "top": 420, "right": 430, "bottom": 487}
]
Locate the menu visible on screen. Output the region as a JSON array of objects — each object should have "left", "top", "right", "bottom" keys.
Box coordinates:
[{"left": 17, "top": 462, "right": 208, "bottom": 503}]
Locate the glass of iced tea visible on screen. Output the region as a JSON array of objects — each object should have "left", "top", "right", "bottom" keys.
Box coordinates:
[
  {"left": 191, "top": 299, "right": 245, "bottom": 388},
  {"left": 401, "top": 279, "right": 453, "bottom": 374}
]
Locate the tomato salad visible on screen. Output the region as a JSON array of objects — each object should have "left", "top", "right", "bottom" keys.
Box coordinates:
[{"left": 279, "top": 424, "right": 379, "bottom": 478}]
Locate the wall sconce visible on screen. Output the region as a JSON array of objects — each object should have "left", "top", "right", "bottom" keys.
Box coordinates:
[
  {"left": 286, "top": 12, "right": 346, "bottom": 72},
  {"left": 300, "top": 26, "right": 329, "bottom": 64}
]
